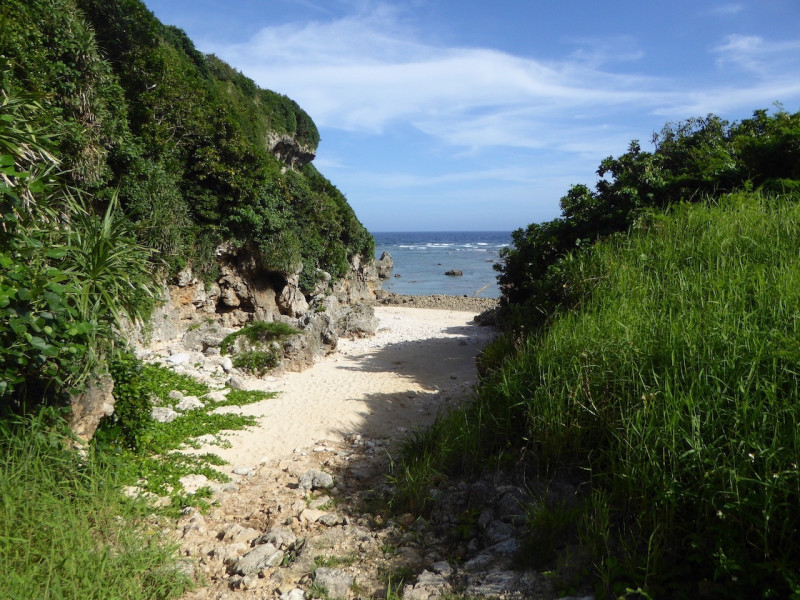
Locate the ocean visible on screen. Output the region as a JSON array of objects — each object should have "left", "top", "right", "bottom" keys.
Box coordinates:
[{"left": 372, "top": 231, "right": 512, "bottom": 298}]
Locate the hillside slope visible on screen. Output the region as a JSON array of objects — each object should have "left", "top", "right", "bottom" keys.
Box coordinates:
[{"left": 0, "top": 0, "right": 372, "bottom": 287}]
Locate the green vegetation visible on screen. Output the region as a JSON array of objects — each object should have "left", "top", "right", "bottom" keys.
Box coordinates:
[
  {"left": 219, "top": 320, "right": 301, "bottom": 375},
  {"left": 1, "top": 0, "right": 372, "bottom": 284},
  {"left": 0, "top": 0, "right": 372, "bottom": 595},
  {"left": 392, "top": 108, "right": 800, "bottom": 599},
  {"left": 498, "top": 108, "right": 800, "bottom": 315},
  {"left": 0, "top": 410, "right": 191, "bottom": 599},
  {"left": 95, "top": 358, "right": 273, "bottom": 513}
]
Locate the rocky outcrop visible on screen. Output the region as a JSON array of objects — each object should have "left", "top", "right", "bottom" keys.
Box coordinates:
[
  {"left": 267, "top": 132, "right": 316, "bottom": 170},
  {"left": 69, "top": 373, "right": 115, "bottom": 442},
  {"left": 331, "top": 253, "right": 382, "bottom": 304},
  {"left": 375, "top": 251, "right": 393, "bottom": 279}
]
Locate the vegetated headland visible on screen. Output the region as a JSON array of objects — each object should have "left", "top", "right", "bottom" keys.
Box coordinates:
[{"left": 1, "top": 0, "right": 800, "bottom": 598}]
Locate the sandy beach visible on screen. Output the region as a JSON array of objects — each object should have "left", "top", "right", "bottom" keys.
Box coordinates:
[{"left": 195, "top": 306, "right": 496, "bottom": 472}]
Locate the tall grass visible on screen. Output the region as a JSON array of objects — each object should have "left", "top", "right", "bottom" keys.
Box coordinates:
[
  {"left": 0, "top": 410, "right": 191, "bottom": 599},
  {"left": 393, "top": 191, "right": 800, "bottom": 597}
]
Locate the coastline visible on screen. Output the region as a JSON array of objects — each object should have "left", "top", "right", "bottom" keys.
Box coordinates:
[
  {"left": 372, "top": 290, "right": 499, "bottom": 312},
  {"left": 188, "top": 304, "right": 497, "bottom": 472}
]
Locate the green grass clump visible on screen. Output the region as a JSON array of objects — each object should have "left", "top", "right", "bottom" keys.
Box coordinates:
[
  {"left": 220, "top": 320, "right": 300, "bottom": 355},
  {"left": 0, "top": 411, "right": 191, "bottom": 599},
  {"left": 220, "top": 321, "right": 301, "bottom": 376},
  {"left": 393, "top": 191, "right": 800, "bottom": 597}
]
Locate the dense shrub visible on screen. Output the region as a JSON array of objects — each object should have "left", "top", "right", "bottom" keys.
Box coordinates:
[
  {"left": 2, "top": 0, "right": 372, "bottom": 286},
  {"left": 397, "top": 192, "right": 800, "bottom": 597},
  {"left": 498, "top": 109, "right": 800, "bottom": 317}
]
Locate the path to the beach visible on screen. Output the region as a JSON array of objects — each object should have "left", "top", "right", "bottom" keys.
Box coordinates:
[{"left": 197, "top": 306, "right": 497, "bottom": 472}]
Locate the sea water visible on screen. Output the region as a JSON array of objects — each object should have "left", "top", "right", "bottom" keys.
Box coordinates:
[{"left": 372, "top": 231, "right": 512, "bottom": 298}]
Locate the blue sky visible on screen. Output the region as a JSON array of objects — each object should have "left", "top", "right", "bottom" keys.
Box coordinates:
[{"left": 141, "top": 0, "right": 800, "bottom": 232}]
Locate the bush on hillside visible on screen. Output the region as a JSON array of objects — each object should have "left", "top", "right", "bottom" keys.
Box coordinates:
[{"left": 497, "top": 108, "right": 800, "bottom": 317}]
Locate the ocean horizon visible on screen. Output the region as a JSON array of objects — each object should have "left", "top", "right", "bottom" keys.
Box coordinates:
[{"left": 372, "top": 231, "right": 511, "bottom": 298}]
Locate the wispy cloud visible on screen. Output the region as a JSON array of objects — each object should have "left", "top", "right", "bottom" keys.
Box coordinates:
[
  {"left": 713, "top": 34, "right": 800, "bottom": 74},
  {"left": 707, "top": 3, "right": 745, "bottom": 16},
  {"left": 205, "top": 4, "right": 800, "bottom": 157}
]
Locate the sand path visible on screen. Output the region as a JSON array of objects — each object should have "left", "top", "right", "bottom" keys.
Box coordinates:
[{"left": 199, "top": 306, "right": 496, "bottom": 472}]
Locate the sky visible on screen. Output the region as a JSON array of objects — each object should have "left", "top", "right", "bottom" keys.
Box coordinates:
[{"left": 141, "top": 0, "right": 800, "bottom": 232}]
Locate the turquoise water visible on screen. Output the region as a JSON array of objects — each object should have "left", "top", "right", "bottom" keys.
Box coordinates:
[{"left": 373, "top": 231, "right": 511, "bottom": 298}]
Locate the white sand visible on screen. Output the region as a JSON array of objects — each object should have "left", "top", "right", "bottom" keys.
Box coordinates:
[{"left": 197, "top": 307, "right": 496, "bottom": 471}]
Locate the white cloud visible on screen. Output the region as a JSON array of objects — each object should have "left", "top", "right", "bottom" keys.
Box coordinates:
[
  {"left": 713, "top": 34, "right": 800, "bottom": 74},
  {"left": 210, "top": 9, "right": 671, "bottom": 145},
  {"left": 204, "top": 6, "right": 800, "bottom": 157},
  {"left": 707, "top": 3, "right": 745, "bottom": 16}
]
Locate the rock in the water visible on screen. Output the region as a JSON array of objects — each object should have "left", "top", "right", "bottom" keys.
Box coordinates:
[
  {"left": 151, "top": 406, "right": 179, "bottom": 423},
  {"left": 233, "top": 543, "right": 285, "bottom": 575},
  {"left": 298, "top": 469, "right": 334, "bottom": 492},
  {"left": 444, "top": 269, "right": 463, "bottom": 277},
  {"left": 313, "top": 567, "right": 353, "bottom": 600},
  {"left": 375, "top": 251, "right": 394, "bottom": 279}
]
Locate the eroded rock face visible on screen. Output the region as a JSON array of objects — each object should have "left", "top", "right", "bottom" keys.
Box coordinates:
[
  {"left": 69, "top": 374, "right": 115, "bottom": 442},
  {"left": 375, "top": 251, "right": 394, "bottom": 279},
  {"left": 267, "top": 132, "right": 316, "bottom": 170}
]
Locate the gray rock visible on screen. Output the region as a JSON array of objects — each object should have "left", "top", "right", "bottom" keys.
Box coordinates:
[
  {"left": 255, "top": 527, "right": 299, "bottom": 551},
  {"left": 484, "top": 520, "right": 515, "bottom": 545},
  {"left": 166, "top": 352, "right": 191, "bottom": 365},
  {"left": 299, "top": 508, "right": 325, "bottom": 523},
  {"left": 233, "top": 543, "right": 285, "bottom": 575},
  {"left": 298, "top": 469, "right": 334, "bottom": 492},
  {"left": 464, "top": 570, "right": 517, "bottom": 597},
  {"left": 444, "top": 269, "right": 463, "bottom": 276},
  {"left": 175, "top": 267, "right": 194, "bottom": 287},
  {"left": 183, "top": 321, "right": 230, "bottom": 352},
  {"left": 175, "top": 396, "right": 204, "bottom": 411},
  {"left": 227, "top": 375, "right": 248, "bottom": 390},
  {"left": 220, "top": 523, "right": 262, "bottom": 544},
  {"left": 204, "top": 390, "right": 228, "bottom": 403},
  {"left": 336, "top": 303, "right": 378, "bottom": 339},
  {"left": 219, "top": 356, "right": 234, "bottom": 373},
  {"left": 487, "top": 538, "right": 519, "bottom": 555},
  {"left": 403, "top": 571, "right": 450, "bottom": 600},
  {"left": 280, "top": 589, "right": 306, "bottom": 600},
  {"left": 313, "top": 567, "right": 353, "bottom": 600},
  {"left": 232, "top": 465, "right": 254, "bottom": 476},
  {"left": 168, "top": 390, "right": 184, "bottom": 401},
  {"left": 318, "top": 513, "right": 344, "bottom": 527},
  {"left": 376, "top": 251, "right": 394, "bottom": 279},
  {"left": 430, "top": 561, "right": 453, "bottom": 577},
  {"left": 151, "top": 406, "right": 179, "bottom": 423}
]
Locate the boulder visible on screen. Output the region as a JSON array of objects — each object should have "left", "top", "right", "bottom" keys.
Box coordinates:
[
  {"left": 313, "top": 567, "right": 352, "bottom": 600},
  {"left": 336, "top": 304, "right": 378, "bottom": 339},
  {"left": 232, "top": 543, "right": 284, "bottom": 575},
  {"left": 298, "top": 469, "right": 334, "bottom": 492},
  {"left": 375, "top": 251, "right": 394, "bottom": 279},
  {"left": 278, "top": 268, "right": 309, "bottom": 317},
  {"left": 151, "top": 406, "right": 179, "bottom": 423},
  {"left": 444, "top": 269, "right": 463, "bottom": 276},
  {"left": 69, "top": 373, "right": 115, "bottom": 442}
]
